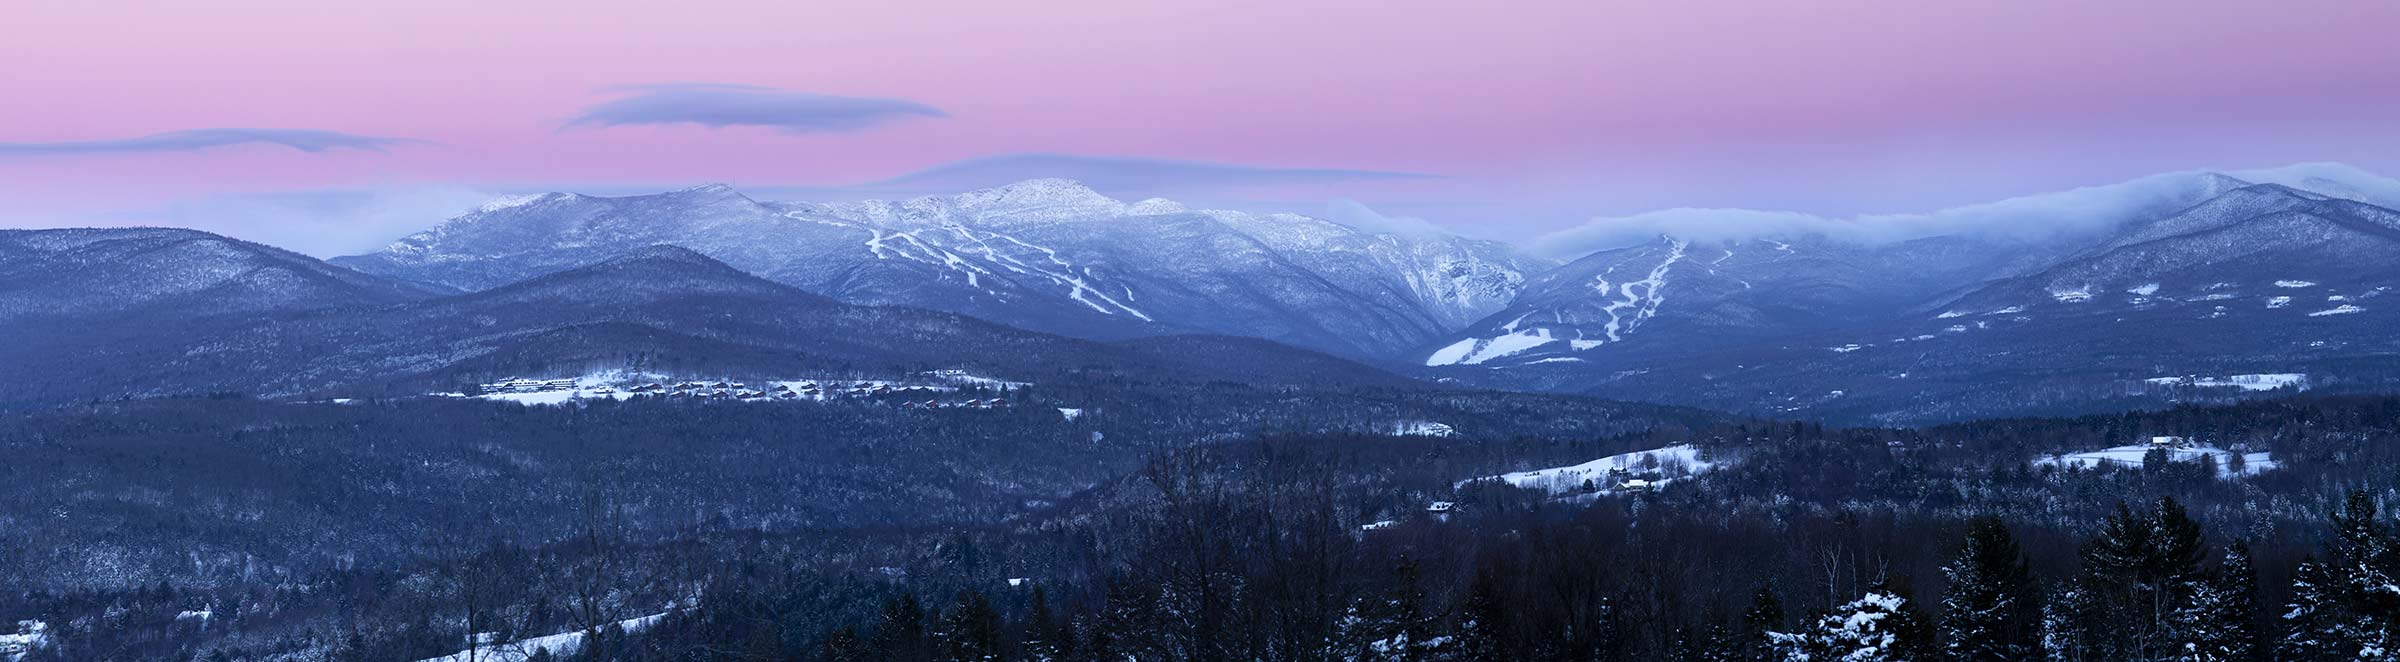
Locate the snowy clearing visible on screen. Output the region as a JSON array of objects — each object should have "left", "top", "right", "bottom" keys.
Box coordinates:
[
  {"left": 2034, "top": 441, "right": 2277, "bottom": 477},
  {"left": 1389, "top": 421, "right": 1457, "bottom": 437},
  {"left": 2143, "top": 373, "right": 2306, "bottom": 391},
  {"left": 2, "top": 621, "right": 48, "bottom": 661},
  {"left": 1468, "top": 444, "right": 1719, "bottom": 495},
  {"left": 417, "top": 610, "right": 674, "bottom": 662},
  {"left": 449, "top": 370, "right": 1021, "bottom": 409}
]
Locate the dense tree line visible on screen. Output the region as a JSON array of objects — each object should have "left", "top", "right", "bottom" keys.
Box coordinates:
[
  {"left": 8, "top": 394, "right": 2400, "bottom": 658},
  {"left": 619, "top": 482, "right": 2394, "bottom": 662}
]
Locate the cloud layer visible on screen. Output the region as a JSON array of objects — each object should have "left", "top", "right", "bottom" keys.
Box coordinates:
[
  {"left": 0, "top": 128, "right": 423, "bottom": 157},
  {"left": 74, "top": 186, "right": 505, "bottom": 258},
  {"left": 1527, "top": 162, "right": 2400, "bottom": 260},
  {"left": 1323, "top": 199, "right": 1445, "bottom": 237},
  {"left": 858, "top": 153, "right": 1432, "bottom": 199},
  {"left": 565, "top": 84, "right": 946, "bottom": 134}
]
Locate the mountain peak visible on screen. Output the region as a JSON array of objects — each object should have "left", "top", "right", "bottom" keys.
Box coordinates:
[
  {"left": 473, "top": 193, "right": 557, "bottom": 214},
  {"left": 597, "top": 243, "right": 719, "bottom": 266},
  {"left": 475, "top": 243, "right": 806, "bottom": 303},
  {"left": 653, "top": 183, "right": 754, "bottom": 205},
  {"left": 963, "top": 178, "right": 1121, "bottom": 210},
  {"left": 1127, "top": 197, "right": 1188, "bottom": 215},
  {"left": 566, "top": 245, "right": 773, "bottom": 283}
]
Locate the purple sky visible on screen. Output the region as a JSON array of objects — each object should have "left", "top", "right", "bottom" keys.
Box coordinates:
[{"left": 6, "top": 0, "right": 2399, "bottom": 255}]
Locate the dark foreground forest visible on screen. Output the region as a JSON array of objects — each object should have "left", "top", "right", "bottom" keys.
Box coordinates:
[{"left": 7, "top": 389, "right": 2400, "bottom": 661}]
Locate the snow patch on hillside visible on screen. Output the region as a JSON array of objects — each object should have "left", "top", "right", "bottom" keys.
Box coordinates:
[
  {"left": 1424, "top": 328, "right": 1556, "bottom": 366},
  {"left": 417, "top": 608, "right": 676, "bottom": 662},
  {"left": 2, "top": 621, "right": 48, "bottom": 661},
  {"left": 2034, "top": 442, "right": 2277, "bottom": 478},
  {"left": 476, "top": 194, "right": 549, "bottom": 213},
  {"left": 1389, "top": 420, "right": 1456, "bottom": 437},
  {"left": 1469, "top": 444, "right": 1719, "bottom": 494},
  {"left": 2144, "top": 373, "right": 2306, "bottom": 391}
]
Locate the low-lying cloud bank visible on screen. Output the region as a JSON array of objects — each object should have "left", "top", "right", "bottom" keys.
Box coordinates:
[
  {"left": 856, "top": 153, "right": 1434, "bottom": 200},
  {"left": 1528, "top": 162, "right": 2400, "bottom": 260},
  {"left": 0, "top": 128, "right": 424, "bottom": 157}
]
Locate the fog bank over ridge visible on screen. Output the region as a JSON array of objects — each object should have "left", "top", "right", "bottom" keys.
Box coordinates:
[{"left": 1529, "top": 162, "right": 2400, "bottom": 259}]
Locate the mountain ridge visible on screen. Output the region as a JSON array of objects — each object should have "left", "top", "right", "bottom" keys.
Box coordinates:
[
  {"left": 1418, "top": 167, "right": 2400, "bottom": 423},
  {"left": 0, "top": 234, "right": 1422, "bottom": 410},
  {"left": 335, "top": 179, "right": 1551, "bottom": 358}
]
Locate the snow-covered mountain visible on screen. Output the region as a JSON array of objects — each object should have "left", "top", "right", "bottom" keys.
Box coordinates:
[
  {"left": 335, "top": 179, "right": 1549, "bottom": 358},
  {"left": 0, "top": 227, "right": 430, "bottom": 324},
  {"left": 0, "top": 238, "right": 1413, "bottom": 410},
  {"left": 1424, "top": 166, "right": 2400, "bottom": 423},
  {"left": 23, "top": 164, "right": 2400, "bottom": 423},
  {"left": 1421, "top": 233, "right": 2013, "bottom": 367}
]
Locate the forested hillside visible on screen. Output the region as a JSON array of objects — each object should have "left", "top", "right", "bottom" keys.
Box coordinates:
[{"left": 7, "top": 393, "right": 2400, "bottom": 660}]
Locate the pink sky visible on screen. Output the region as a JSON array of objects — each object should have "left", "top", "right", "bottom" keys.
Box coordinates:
[{"left": 5, "top": 0, "right": 2399, "bottom": 253}]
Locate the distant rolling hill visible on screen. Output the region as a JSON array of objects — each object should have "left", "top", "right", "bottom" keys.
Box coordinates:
[{"left": 0, "top": 235, "right": 1417, "bottom": 410}]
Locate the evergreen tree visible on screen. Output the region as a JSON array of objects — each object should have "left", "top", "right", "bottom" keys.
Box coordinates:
[
  {"left": 936, "top": 590, "right": 1004, "bottom": 662},
  {"left": 1694, "top": 617, "right": 1745, "bottom": 662},
  {"left": 1772, "top": 586, "right": 1931, "bottom": 662},
  {"left": 875, "top": 593, "right": 932, "bottom": 662},
  {"left": 824, "top": 626, "right": 871, "bottom": 662},
  {"left": 2279, "top": 559, "right": 2349, "bottom": 662},
  {"left": 1022, "top": 586, "right": 1062, "bottom": 662},
  {"left": 1940, "top": 518, "right": 2038, "bottom": 662},
  {"left": 2078, "top": 498, "right": 2209, "bottom": 658},
  {"left": 1447, "top": 569, "right": 1509, "bottom": 662},
  {"left": 1744, "top": 584, "right": 1785, "bottom": 662},
  {"left": 2330, "top": 491, "right": 2400, "bottom": 652},
  {"left": 1336, "top": 556, "right": 1442, "bottom": 661},
  {"left": 2149, "top": 498, "right": 2211, "bottom": 654},
  {"left": 2282, "top": 491, "right": 2400, "bottom": 660},
  {"left": 2037, "top": 581, "right": 2096, "bottom": 662},
  {"left": 2209, "top": 541, "right": 2262, "bottom": 662},
  {"left": 2169, "top": 575, "right": 2231, "bottom": 661}
]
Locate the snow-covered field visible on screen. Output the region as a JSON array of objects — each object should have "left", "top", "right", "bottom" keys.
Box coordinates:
[
  {"left": 448, "top": 369, "right": 1028, "bottom": 408},
  {"left": 2034, "top": 442, "right": 2277, "bottom": 477},
  {"left": 2143, "top": 373, "right": 2306, "bottom": 391},
  {"left": 1468, "top": 444, "right": 1720, "bottom": 495},
  {"left": 1389, "top": 420, "right": 1457, "bottom": 437},
  {"left": 1, "top": 621, "right": 48, "bottom": 661},
  {"left": 416, "top": 610, "right": 674, "bottom": 662}
]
